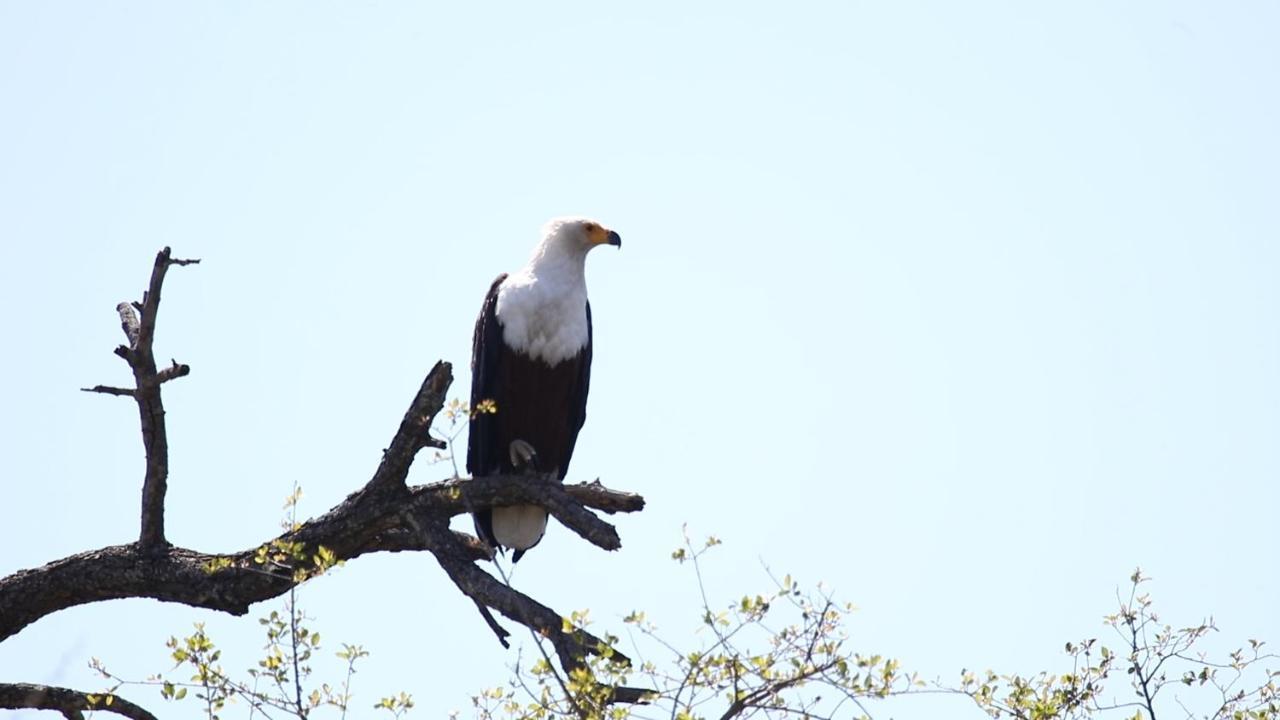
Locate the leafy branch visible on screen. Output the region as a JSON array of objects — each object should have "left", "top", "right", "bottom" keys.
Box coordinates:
[
  {"left": 457, "top": 543, "right": 1277, "bottom": 720},
  {"left": 956, "top": 569, "right": 1279, "bottom": 720}
]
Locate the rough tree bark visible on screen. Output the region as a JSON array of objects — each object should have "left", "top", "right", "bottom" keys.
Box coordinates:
[{"left": 0, "top": 248, "right": 648, "bottom": 718}]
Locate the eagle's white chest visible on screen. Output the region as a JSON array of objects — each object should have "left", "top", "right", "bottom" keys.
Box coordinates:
[{"left": 495, "top": 270, "right": 589, "bottom": 366}]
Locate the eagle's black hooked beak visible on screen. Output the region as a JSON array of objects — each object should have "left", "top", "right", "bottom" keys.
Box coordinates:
[{"left": 606, "top": 230, "right": 622, "bottom": 248}]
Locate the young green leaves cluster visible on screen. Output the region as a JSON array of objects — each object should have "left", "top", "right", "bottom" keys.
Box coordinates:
[
  {"left": 202, "top": 486, "right": 342, "bottom": 583},
  {"left": 375, "top": 692, "right": 416, "bottom": 719},
  {"left": 94, "top": 606, "right": 405, "bottom": 720},
  {"left": 431, "top": 398, "right": 498, "bottom": 477}
]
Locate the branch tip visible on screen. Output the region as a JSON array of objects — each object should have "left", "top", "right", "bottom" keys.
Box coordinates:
[
  {"left": 473, "top": 599, "right": 512, "bottom": 648},
  {"left": 367, "top": 361, "right": 453, "bottom": 490},
  {"left": 155, "top": 361, "right": 191, "bottom": 385}
]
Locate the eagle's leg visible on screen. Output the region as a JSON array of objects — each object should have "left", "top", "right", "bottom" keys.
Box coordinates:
[
  {"left": 501, "top": 439, "right": 548, "bottom": 564},
  {"left": 508, "top": 439, "right": 539, "bottom": 472}
]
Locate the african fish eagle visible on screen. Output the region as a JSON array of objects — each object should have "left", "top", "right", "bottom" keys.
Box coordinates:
[{"left": 468, "top": 217, "right": 621, "bottom": 562}]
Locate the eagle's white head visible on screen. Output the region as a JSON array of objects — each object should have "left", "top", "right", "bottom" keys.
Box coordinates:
[{"left": 527, "top": 217, "right": 622, "bottom": 268}]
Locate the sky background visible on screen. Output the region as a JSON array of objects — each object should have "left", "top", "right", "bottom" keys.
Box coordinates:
[{"left": 1, "top": 2, "right": 1277, "bottom": 718}]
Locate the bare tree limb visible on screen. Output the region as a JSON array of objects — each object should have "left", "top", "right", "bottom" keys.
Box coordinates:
[
  {"left": 0, "top": 460, "right": 642, "bottom": 643},
  {"left": 80, "top": 385, "right": 135, "bottom": 397},
  {"left": 98, "top": 247, "right": 201, "bottom": 549},
  {"left": 366, "top": 360, "right": 452, "bottom": 493},
  {"left": 419, "top": 475, "right": 643, "bottom": 550},
  {"left": 0, "top": 683, "right": 158, "bottom": 720},
  {"left": 419, "top": 520, "right": 628, "bottom": 671},
  {"left": 155, "top": 359, "right": 190, "bottom": 385}
]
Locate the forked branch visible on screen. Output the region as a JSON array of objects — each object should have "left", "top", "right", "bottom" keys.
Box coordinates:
[{"left": 85, "top": 247, "right": 201, "bottom": 549}]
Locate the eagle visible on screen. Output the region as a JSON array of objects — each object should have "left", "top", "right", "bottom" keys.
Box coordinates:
[{"left": 467, "top": 217, "right": 621, "bottom": 562}]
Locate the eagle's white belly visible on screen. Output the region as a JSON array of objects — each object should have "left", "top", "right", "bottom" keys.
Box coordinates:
[{"left": 491, "top": 505, "right": 548, "bottom": 551}]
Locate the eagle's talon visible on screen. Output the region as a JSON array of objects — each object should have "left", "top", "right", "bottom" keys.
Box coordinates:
[{"left": 509, "top": 439, "right": 539, "bottom": 470}]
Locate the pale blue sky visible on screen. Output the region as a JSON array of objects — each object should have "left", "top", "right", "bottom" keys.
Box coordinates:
[{"left": 1, "top": 2, "right": 1277, "bottom": 718}]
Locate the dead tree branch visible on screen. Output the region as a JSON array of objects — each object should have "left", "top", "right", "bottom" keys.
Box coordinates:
[
  {"left": 0, "top": 248, "right": 649, "bottom": 714},
  {"left": 103, "top": 247, "right": 201, "bottom": 549},
  {"left": 0, "top": 466, "right": 643, "bottom": 643},
  {"left": 80, "top": 385, "right": 135, "bottom": 397}
]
